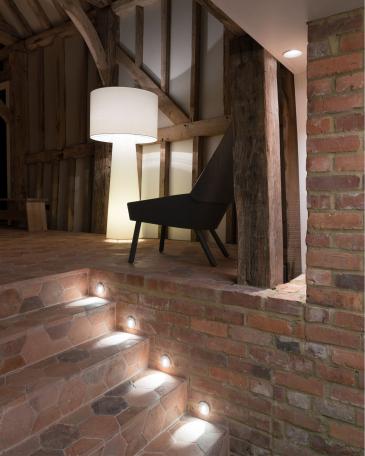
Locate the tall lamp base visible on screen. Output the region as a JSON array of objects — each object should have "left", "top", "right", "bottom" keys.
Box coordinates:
[{"left": 106, "top": 139, "right": 140, "bottom": 240}]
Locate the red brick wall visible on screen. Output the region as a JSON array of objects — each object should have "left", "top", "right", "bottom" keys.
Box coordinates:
[{"left": 306, "top": 5, "right": 364, "bottom": 454}]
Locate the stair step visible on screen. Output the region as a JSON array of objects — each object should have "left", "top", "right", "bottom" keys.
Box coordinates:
[
  {"left": 139, "top": 415, "right": 229, "bottom": 456},
  {"left": 2, "top": 369, "right": 187, "bottom": 456},
  {"left": 0, "top": 331, "right": 149, "bottom": 452},
  {"left": 0, "top": 296, "right": 115, "bottom": 375}
]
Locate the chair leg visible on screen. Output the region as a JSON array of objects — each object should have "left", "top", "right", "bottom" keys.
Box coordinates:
[
  {"left": 195, "top": 230, "right": 217, "bottom": 267},
  {"left": 128, "top": 221, "right": 141, "bottom": 264},
  {"left": 210, "top": 229, "right": 229, "bottom": 257},
  {"left": 159, "top": 225, "right": 167, "bottom": 253}
]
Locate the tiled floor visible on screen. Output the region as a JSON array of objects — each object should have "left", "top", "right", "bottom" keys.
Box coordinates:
[{"left": 0, "top": 228, "right": 306, "bottom": 302}]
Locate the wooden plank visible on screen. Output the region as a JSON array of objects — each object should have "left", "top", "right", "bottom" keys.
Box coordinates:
[
  {"left": 67, "top": 159, "right": 76, "bottom": 231},
  {"left": 28, "top": 48, "right": 44, "bottom": 153},
  {"left": 50, "top": 160, "right": 59, "bottom": 229},
  {"left": 135, "top": 5, "right": 144, "bottom": 68},
  {"left": 157, "top": 116, "right": 230, "bottom": 142},
  {"left": 116, "top": 45, "right": 189, "bottom": 125},
  {"left": 230, "top": 35, "right": 283, "bottom": 288},
  {"left": 26, "top": 200, "right": 47, "bottom": 232},
  {"left": 44, "top": 40, "right": 59, "bottom": 150},
  {"left": 160, "top": 0, "right": 170, "bottom": 94},
  {"left": 224, "top": 29, "right": 236, "bottom": 244},
  {"left": 159, "top": 140, "right": 170, "bottom": 198},
  {"left": 28, "top": 0, "right": 52, "bottom": 30},
  {"left": 112, "top": 0, "right": 154, "bottom": 16},
  {"left": 195, "top": 0, "right": 244, "bottom": 36},
  {"left": 57, "top": 0, "right": 109, "bottom": 85},
  {"left": 6, "top": 0, "right": 33, "bottom": 37},
  {"left": 9, "top": 44, "right": 28, "bottom": 199},
  {"left": 278, "top": 62, "right": 302, "bottom": 280}
]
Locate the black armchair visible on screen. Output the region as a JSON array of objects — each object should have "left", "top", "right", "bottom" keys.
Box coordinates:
[{"left": 127, "top": 126, "right": 234, "bottom": 266}]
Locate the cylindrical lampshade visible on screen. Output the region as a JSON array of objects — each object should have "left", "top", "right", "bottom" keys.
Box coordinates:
[{"left": 90, "top": 87, "right": 158, "bottom": 144}]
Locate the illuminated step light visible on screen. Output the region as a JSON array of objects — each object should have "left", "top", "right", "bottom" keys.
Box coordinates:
[
  {"left": 198, "top": 401, "right": 210, "bottom": 417},
  {"left": 283, "top": 49, "right": 303, "bottom": 59},
  {"left": 96, "top": 282, "right": 105, "bottom": 296},
  {"left": 160, "top": 354, "right": 171, "bottom": 369},
  {"left": 127, "top": 315, "right": 136, "bottom": 329}
]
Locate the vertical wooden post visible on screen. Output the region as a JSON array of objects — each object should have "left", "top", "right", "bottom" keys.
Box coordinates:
[
  {"left": 159, "top": 0, "right": 171, "bottom": 238},
  {"left": 190, "top": 1, "right": 202, "bottom": 241},
  {"left": 135, "top": 5, "right": 144, "bottom": 196},
  {"left": 278, "top": 63, "right": 302, "bottom": 280},
  {"left": 223, "top": 29, "right": 237, "bottom": 244},
  {"left": 91, "top": 8, "right": 119, "bottom": 234},
  {"left": 9, "top": 43, "right": 28, "bottom": 200},
  {"left": 56, "top": 37, "right": 66, "bottom": 151},
  {"left": 230, "top": 35, "right": 283, "bottom": 288}
]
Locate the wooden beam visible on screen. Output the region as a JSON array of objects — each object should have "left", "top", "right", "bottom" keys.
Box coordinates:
[
  {"left": 224, "top": 29, "right": 236, "bottom": 244},
  {"left": 195, "top": 0, "right": 244, "bottom": 36},
  {"left": 160, "top": 0, "right": 170, "bottom": 93},
  {"left": 112, "top": 0, "right": 154, "bottom": 16},
  {"left": 56, "top": 0, "right": 109, "bottom": 85},
  {"left": 0, "top": 100, "right": 12, "bottom": 123},
  {"left": 0, "top": 20, "right": 18, "bottom": 46},
  {"left": 278, "top": 62, "right": 302, "bottom": 280},
  {"left": 135, "top": 5, "right": 144, "bottom": 68},
  {"left": 159, "top": 140, "right": 170, "bottom": 198},
  {"left": 9, "top": 44, "right": 28, "bottom": 199},
  {"left": 28, "top": 0, "right": 52, "bottom": 30},
  {"left": 85, "top": 0, "right": 111, "bottom": 7},
  {"left": 231, "top": 35, "right": 283, "bottom": 288},
  {"left": 116, "top": 45, "right": 189, "bottom": 125},
  {"left": 157, "top": 116, "right": 230, "bottom": 142},
  {"left": 6, "top": 0, "right": 33, "bottom": 37}
]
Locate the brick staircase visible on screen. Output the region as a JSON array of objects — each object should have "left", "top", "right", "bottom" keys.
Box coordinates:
[{"left": 0, "top": 289, "right": 228, "bottom": 455}]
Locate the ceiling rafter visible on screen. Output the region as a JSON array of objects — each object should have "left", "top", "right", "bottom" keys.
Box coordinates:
[
  {"left": 28, "top": 0, "right": 53, "bottom": 30},
  {"left": 84, "top": 0, "right": 112, "bottom": 7},
  {"left": 6, "top": 0, "right": 33, "bottom": 37},
  {"left": 56, "top": 0, "right": 109, "bottom": 85},
  {"left": 112, "top": 0, "right": 155, "bottom": 16}
]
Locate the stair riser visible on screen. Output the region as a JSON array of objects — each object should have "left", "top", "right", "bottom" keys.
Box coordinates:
[
  {"left": 0, "top": 339, "right": 149, "bottom": 452},
  {"left": 0, "top": 270, "right": 89, "bottom": 319},
  {"left": 0, "top": 303, "right": 115, "bottom": 375},
  {"left": 2, "top": 375, "right": 187, "bottom": 456}
]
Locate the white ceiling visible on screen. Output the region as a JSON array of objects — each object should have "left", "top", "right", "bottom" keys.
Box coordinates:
[{"left": 212, "top": 0, "right": 363, "bottom": 73}]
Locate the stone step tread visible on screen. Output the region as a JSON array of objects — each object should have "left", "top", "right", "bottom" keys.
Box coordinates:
[
  {"left": 3, "top": 368, "right": 187, "bottom": 456},
  {"left": 0, "top": 296, "right": 115, "bottom": 375},
  {"left": 138, "top": 415, "right": 229, "bottom": 456},
  {"left": 0, "top": 332, "right": 150, "bottom": 451}
]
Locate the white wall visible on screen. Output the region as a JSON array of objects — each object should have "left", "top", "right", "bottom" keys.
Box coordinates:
[{"left": 294, "top": 71, "right": 307, "bottom": 272}]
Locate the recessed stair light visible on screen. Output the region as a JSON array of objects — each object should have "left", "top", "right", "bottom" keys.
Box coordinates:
[
  {"left": 198, "top": 401, "right": 210, "bottom": 416},
  {"left": 96, "top": 282, "right": 105, "bottom": 295},
  {"left": 283, "top": 49, "right": 303, "bottom": 59},
  {"left": 160, "top": 354, "right": 171, "bottom": 368},
  {"left": 127, "top": 315, "right": 136, "bottom": 329}
]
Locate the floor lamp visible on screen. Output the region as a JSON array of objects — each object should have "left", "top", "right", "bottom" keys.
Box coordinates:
[{"left": 90, "top": 87, "right": 158, "bottom": 240}]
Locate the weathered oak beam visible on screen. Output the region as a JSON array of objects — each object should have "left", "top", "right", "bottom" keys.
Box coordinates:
[
  {"left": 195, "top": 0, "right": 244, "bottom": 36},
  {"left": 85, "top": 0, "right": 111, "bottom": 7},
  {"left": 28, "top": 0, "right": 52, "bottom": 30},
  {"left": 56, "top": 0, "right": 109, "bottom": 85},
  {"left": 157, "top": 116, "right": 230, "bottom": 142},
  {"left": 116, "top": 45, "right": 189, "bottom": 124},
  {"left": 160, "top": 0, "right": 170, "bottom": 93},
  {"left": 0, "top": 20, "right": 18, "bottom": 46},
  {"left": 6, "top": 0, "right": 33, "bottom": 37},
  {"left": 231, "top": 35, "right": 283, "bottom": 288}
]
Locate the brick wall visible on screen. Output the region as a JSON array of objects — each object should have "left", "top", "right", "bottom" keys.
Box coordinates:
[
  {"left": 305, "top": 7, "right": 364, "bottom": 454},
  {"left": 87, "top": 8, "right": 364, "bottom": 455}
]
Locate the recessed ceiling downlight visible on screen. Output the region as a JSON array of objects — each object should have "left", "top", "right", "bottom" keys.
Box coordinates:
[{"left": 283, "top": 49, "right": 303, "bottom": 59}]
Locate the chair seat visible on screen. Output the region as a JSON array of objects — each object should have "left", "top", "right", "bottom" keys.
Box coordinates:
[{"left": 128, "top": 194, "right": 226, "bottom": 230}]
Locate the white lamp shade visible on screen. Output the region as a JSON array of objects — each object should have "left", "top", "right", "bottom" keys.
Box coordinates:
[{"left": 90, "top": 87, "right": 158, "bottom": 144}]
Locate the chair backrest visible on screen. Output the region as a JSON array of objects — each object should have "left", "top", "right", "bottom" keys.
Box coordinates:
[{"left": 190, "top": 124, "right": 234, "bottom": 205}]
